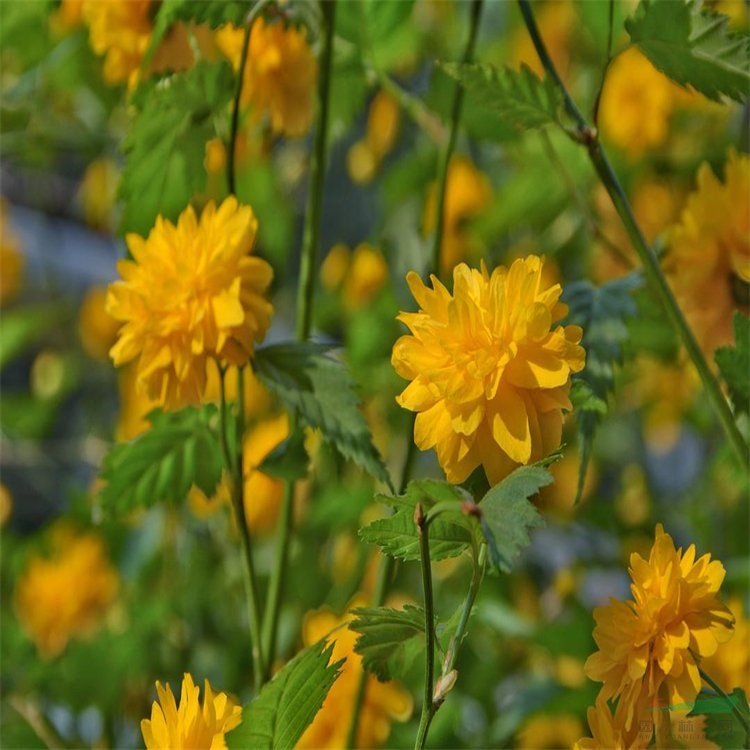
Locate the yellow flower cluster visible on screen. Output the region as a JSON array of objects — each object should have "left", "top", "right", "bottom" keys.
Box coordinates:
[
  {"left": 664, "top": 149, "right": 749, "bottom": 357},
  {"left": 297, "top": 603, "right": 413, "bottom": 748},
  {"left": 580, "top": 525, "right": 734, "bottom": 743},
  {"left": 347, "top": 90, "right": 401, "bottom": 185},
  {"left": 393, "top": 257, "right": 585, "bottom": 485},
  {"left": 15, "top": 524, "right": 119, "bottom": 658},
  {"left": 217, "top": 17, "right": 317, "bottom": 138},
  {"left": 423, "top": 156, "right": 492, "bottom": 275},
  {"left": 141, "top": 673, "right": 242, "bottom": 749},
  {"left": 107, "top": 198, "right": 274, "bottom": 410}
]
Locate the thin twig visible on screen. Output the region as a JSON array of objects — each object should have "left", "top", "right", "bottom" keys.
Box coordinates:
[
  {"left": 591, "top": 0, "right": 615, "bottom": 127},
  {"left": 699, "top": 667, "right": 750, "bottom": 735},
  {"left": 9, "top": 695, "right": 68, "bottom": 750}
]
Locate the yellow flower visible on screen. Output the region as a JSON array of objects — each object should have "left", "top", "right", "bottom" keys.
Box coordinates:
[
  {"left": 584, "top": 524, "right": 734, "bottom": 731},
  {"left": 392, "top": 258, "right": 585, "bottom": 485},
  {"left": 347, "top": 90, "right": 401, "bottom": 185},
  {"left": 0, "top": 198, "right": 24, "bottom": 307},
  {"left": 701, "top": 595, "right": 750, "bottom": 694},
  {"left": 297, "top": 602, "right": 413, "bottom": 749},
  {"left": 320, "top": 243, "right": 351, "bottom": 291},
  {"left": 0, "top": 482, "right": 12, "bottom": 526},
  {"left": 217, "top": 18, "right": 317, "bottom": 137},
  {"left": 78, "top": 159, "right": 119, "bottom": 232},
  {"left": 574, "top": 694, "right": 652, "bottom": 750},
  {"left": 599, "top": 46, "right": 680, "bottom": 158},
  {"left": 15, "top": 524, "right": 119, "bottom": 658},
  {"left": 517, "top": 712, "right": 583, "bottom": 749},
  {"left": 51, "top": 0, "right": 84, "bottom": 33},
  {"left": 423, "top": 155, "right": 492, "bottom": 274},
  {"left": 343, "top": 243, "right": 389, "bottom": 311},
  {"left": 82, "top": 0, "right": 152, "bottom": 88},
  {"left": 107, "top": 197, "right": 273, "bottom": 410},
  {"left": 141, "top": 673, "right": 242, "bottom": 750},
  {"left": 79, "top": 286, "right": 121, "bottom": 361},
  {"left": 663, "top": 149, "right": 750, "bottom": 357}
]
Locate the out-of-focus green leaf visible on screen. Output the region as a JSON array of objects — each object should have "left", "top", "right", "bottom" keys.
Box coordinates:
[
  {"left": 715, "top": 312, "right": 750, "bottom": 415},
  {"left": 0, "top": 304, "right": 63, "bottom": 370},
  {"left": 119, "top": 61, "right": 234, "bottom": 235},
  {"left": 692, "top": 687, "right": 750, "bottom": 749},
  {"left": 98, "top": 406, "right": 225, "bottom": 515},
  {"left": 350, "top": 605, "right": 425, "bottom": 681},
  {"left": 563, "top": 272, "right": 641, "bottom": 502},
  {"left": 253, "top": 343, "right": 390, "bottom": 487},
  {"left": 478, "top": 465, "right": 548, "bottom": 573},
  {"left": 360, "top": 479, "right": 473, "bottom": 562},
  {"left": 440, "top": 63, "right": 563, "bottom": 130},
  {"left": 227, "top": 640, "right": 343, "bottom": 750},
  {"left": 626, "top": 0, "right": 750, "bottom": 102}
]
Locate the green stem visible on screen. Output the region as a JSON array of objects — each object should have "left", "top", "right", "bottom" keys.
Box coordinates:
[
  {"left": 415, "top": 505, "right": 436, "bottom": 750},
  {"left": 219, "top": 367, "right": 265, "bottom": 692},
  {"left": 295, "top": 0, "right": 337, "bottom": 341},
  {"left": 699, "top": 667, "right": 750, "bottom": 736},
  {"left": 517, "top": 0, "right": 750, "bottom": 472},
  {"left": 261, "top": 480, "right": 294, "bottom": 679},
  {"left": 431, "top": 0, "right": 484, "bottom": 278}
]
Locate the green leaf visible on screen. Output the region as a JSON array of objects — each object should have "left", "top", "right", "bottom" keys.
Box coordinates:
[
  {"left": 478, "top": 465, "right": 549, "bottom": 573},
  {"left": 0, "top": 304, "right": 64, "bottom": 370},
  {"left": 227, "top": 640, "right": 343, "bottom": 750},
  {"left": 359, "top": 479, "right": 473, "bottom": 562},
  {"left": 626, "top": 0, "right": 750, "bottom": 102},
  {"left": 691, "top": 687, "right": 750, "bottom": 749},
  {"left": 119, "top": 61, "right": 234, "bottom": 235},
  {"left": 145, "top": 0, "right": 255, "bottom": 67},
  {"left": 563, "top": 273, "right": 641, "bottom": 503},
  {"left": 350, "top": 605, "right": 425, "bottom": 681},
  {"left": 440, "top": 62, "right": 563, "bottom": 130},
  {"left": 257, "top": 428, "right": 309, "bottom": 482},
  {"left": 715, "top": 312, "right": 750, "bottom": 415},
  {"left": 98, "top": 405, "right": 224, "bottom": 515},
  {"left": 252, "top": 343, "right": 390, "bottom": 487}
]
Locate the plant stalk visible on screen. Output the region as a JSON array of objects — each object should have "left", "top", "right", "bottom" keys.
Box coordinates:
[
  {"left": 517, "top": 0, "right": 750, "bottom": 472},
  {"left": 431, "top": 0, "right": 484, "bottom": 278},
  {"left": 415, "top": 505, "right": 436, "bottom": 750}
]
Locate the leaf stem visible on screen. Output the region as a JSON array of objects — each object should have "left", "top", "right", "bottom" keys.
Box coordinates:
[
  {"left": 295, "top": 0, "right": 337, "bottom": 342},
  {"left": 699, "top": 667, "right": 750, "bottom": 735},
  {"left": 517, "top": 0, "right": 750, "bottom": 472},
  {"left": 431, "top": 0, "right": 484, "bottom": 278},
  {"left": 415, "top": 504, "right": 437, "bottom": 750},
  {"left": 219, "top": 366, "right": 265, "bottom": 692},
  {"left": 591, "top": 0, "right": 615, "bottom": 126}
]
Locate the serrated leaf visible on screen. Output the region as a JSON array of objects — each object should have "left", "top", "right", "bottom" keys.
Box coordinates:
[
  {"left": 563, "top": 272, "right": 641, "bottom": 503},
  {"left": 145, "top": 0, "right": 255, "bottom": 67},
  {"left": 227, "top": 640, "right": 343, "bottom": 750},
  {"left": 359, "top": 479, "right": 473, "bottom": 562},
  {"left": 257, "top": 428, "right": 309, "bottom": 482},
  {"left": 98, "top": 406, "right": 224, "bottom": 515},
  {"left": 626, "top": 0, "right": 750, "bottom": 102},
  {"left": 715, "top": 312, "right": 750, "bottom": 415},
  {"left": 440, "top": 62, "right": 563, "bottom": 130},
  {"left": 478, "top": 465, "right": 549, "bottom": 573},
  {"left": 120, "top": 61, "right": 234, "bottom": 235},
  {"left": 691, "top": 687, "right": 750, "bottom": 749},
  {"left": 350, "top": 605, "right": 425, "bottom": 682},
  {"left": 252, "top": 343, "right": 390, "bottom": 487}
]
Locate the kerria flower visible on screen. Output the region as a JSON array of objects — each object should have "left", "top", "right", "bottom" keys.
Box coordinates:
[
  {"left": 217, "top": 17, "right": 317, "bottom": 137},
  {"left": 106, "top": 197, "right": 273, "bottom": 410},
  {"left": 297, "top": 602, "right": 413, "bottom": 749},
  {"left": 15, "top": 524, "right": 119, "bottom": 658},
  {"left": 516, "top": 712, "right": 583, "bottom": 750},
  {"left": 584, "top": 524, "right": 734, "bottom": 731},
  {"left": 574, "top": 695, "right": 652, "bottom": 750},
  {"left": 701, "top": 595, "right": 749, "bottom": 694},
  {"left": 141, "top": 673, "right": 242, "bottom": 750},
  {"left": 392, "top": 257, "right": 585, "bottom": 485},
  {"left": 663, "top": 149, "right": 749, "bottom": 357}
]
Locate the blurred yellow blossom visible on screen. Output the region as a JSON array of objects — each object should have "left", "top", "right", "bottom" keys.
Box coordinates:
[
  {"left": 205, "top": 138, "right": 228, "bottom": 176},
  {"left": 599, "top": 46, "right": 681, "bottom": 158},
  {"left": 664, "top": 149, "right": 750, "bottom": 357},
  {"left": 51, "top": 0, "right": 84, "bottom": 32},
  {"left": 584, "top": 524, "right": 734, "bottom": 731},
  {"left": 536, "top": 448, "right": 597, "bottom": 516},
  {"left": 79, "top": 286, "right": 121, "bottom": 361},
  {"left": 0, "top": 483, "right": 12, "bottom": 526},
  {"left": 141, "top": 673, "right": 241, "bottom": 750},
  {"left": 320, "top": 243, "right": 351, "bottom": 291},
  {"left": 297, "top": 602, "right": 413, "bottom": 749},
  {"left": 217, "top": 17, "right": 317, "bottom": 137},
  {"left": 511, "top": 0, "right": 576, "bottom": 79},
  {"left": 15, "top": 524, "right": 119, "bottom": 658},
  {"left": 517, "top": 712, "right": 583, "bottom": 749},
  {"left": 701, "top": 596, "right": 750, "bottom": 694},
  {"left": 107, "top": 197, "right": 273, "bottom": 410},
  {"left": 347, "top": 90, "right": 401, "bottom": 185},
  {"left": 343, "top": 243, "right": 389, "bottom": 311},
  {"left": 0, "top": 199, "right": 23, "bottom": 307},
  {"left": 78, "top": 159, "right": 119, "bottom": 232},
  {"left": 393, "top": 258, "right": 585, "bottom": 485},
  {"left": 423, "top": 155, "right": 492, "bottom": 274},
  {"left": 613, "top": 465, "right": 652, "bottom": 528}
]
